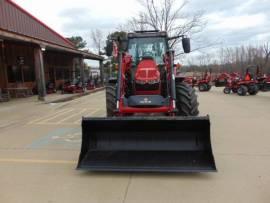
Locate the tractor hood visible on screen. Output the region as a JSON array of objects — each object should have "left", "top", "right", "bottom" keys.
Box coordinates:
[{"left": 135, "top": 59, "right": 160, "bottom": 84}]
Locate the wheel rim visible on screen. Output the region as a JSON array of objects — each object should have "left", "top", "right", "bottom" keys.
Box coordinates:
[
  {"left": 224, "top": 88, "right": 230, "bottom": 94},
  {"left": 199, "top": 85, "right": 204, "bottom": 91}
]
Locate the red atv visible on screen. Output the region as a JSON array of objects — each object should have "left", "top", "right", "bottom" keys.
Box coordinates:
[
  {"left": 46, "top": 81, "right": 57, "bottom": 94},
  {"left": 84, "top": 79, "right": 95, "bottom": 90},
  {"left": 62, "top": 79, "right": 84, "bottom": 94},
  {"left": 32, "top": 81, "right": 56, "bottom": 95},
  {"left": 223, "top": 71, "right": 259, "bottom": 96},
  {"left": 230, "top": 72, "right": 241, "bottom": 79},
  {"left": 213, "top": 72, "right": 230, "bottom": 87}
]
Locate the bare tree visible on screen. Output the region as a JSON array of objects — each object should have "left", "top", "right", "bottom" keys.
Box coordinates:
[
  {"left": 90, "top": 29, "right": 104, "bottom": 54},
  {"left": 187, "top": 42, "right": 270, "bottom": 74},
  {"left": 262, "top": 42, "right": 270, "bottom": 71},
  {"left": 120, "top": 0, "right": 207, "bottom": 55},
  {"left": 124, "top": 13, "right": 148, "bottom": 31}
]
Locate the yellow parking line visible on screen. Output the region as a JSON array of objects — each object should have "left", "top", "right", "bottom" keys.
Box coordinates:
[
  {"left": 0, "top": 158, "right": 76, "bottom": 165},
  {"left": 28, "top": 108, "right": 72, "bottom": 124},
  {"left": 30, "top": 122, "right": 78, "bottom": 125},
  {"left": 37, "top": 109, "right": 75, "bottom": 124},
  {"left": 73, "top": 109, "right": 100, "bottom": 124},
  {"left": 55, "top": 108, "right": 88, "bottom": 124}
]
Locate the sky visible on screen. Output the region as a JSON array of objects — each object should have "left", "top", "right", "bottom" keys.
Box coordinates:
[{"left": 13, "top": 0, "right": 270, "bottom": 65}]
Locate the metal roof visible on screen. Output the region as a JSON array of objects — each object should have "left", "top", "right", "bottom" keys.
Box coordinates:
[{"left": 0, "top": 0, "right": 103, "bottom": 61}]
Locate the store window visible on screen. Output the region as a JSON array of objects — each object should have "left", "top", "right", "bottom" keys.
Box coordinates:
[
  {"left": 7, "top": 65, "right": 22, "bottom": 83},
  {"left": 55, "top": 67, "right": 70, "bottom": 80},
  {"left": 23, "top": 66, "right": 35, "bottom": 82}
]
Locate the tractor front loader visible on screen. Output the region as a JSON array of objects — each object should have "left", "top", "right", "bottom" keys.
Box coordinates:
[{"left": 77, "top": 31, "right": 216, "bottom": 172}]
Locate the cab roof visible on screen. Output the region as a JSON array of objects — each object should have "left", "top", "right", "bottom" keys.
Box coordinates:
[{"left": 127, "top": 31, "right": 168, "bottom": 39}]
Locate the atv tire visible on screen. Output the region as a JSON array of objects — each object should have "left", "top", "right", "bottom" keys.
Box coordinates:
[
  {"left": 106, "top": 85, "right": 116, "bottom": 117},
  {"left": 248, "top": 84, "right": 259, "bottom": 95},
  {"left": 175, "top": 82, "right": 199, "bottom": 116},
  {"left": 223, "top": 87, "right": 231, "bottom": 94},
  {"left": 198, "top": 83, "right": 207, "bottom": 92},
  {"left": 237, "top": 85, "right": 248, "bottom": 96}
]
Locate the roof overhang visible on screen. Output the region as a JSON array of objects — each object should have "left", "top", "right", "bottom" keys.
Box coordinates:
[{"left": 0, "top": 29, "right": 104, "bottom": 61}]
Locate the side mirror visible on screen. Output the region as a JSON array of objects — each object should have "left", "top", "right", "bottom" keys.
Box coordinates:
[
  {"left": 105, "top": 40, "right": 113, "bottom": 56},
  {"left": 182, "top": 37, "right": 191, "bottom": 53}
]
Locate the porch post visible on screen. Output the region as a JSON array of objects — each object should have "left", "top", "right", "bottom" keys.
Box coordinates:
[
  {"left": 72, "top": 58, "right": 77, "bottom": 80},
  {"left": 99, "top": 60, "right": 104, "bottom": 86},
  {"left": 0, "top": 40, "right": 8, "bottom": 88},
  {"left": 79, "top": 57, "right": 85, "bottom": 88},
  {"left": 34, "top": 46, "right": 46, "bottom": 101}
]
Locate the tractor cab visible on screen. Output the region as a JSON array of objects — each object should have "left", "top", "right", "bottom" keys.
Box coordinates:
[
  {"left": 127, "top": 34, "right": 168, "bottom": 66},
  {"left": 127, "top": 33, "right": 168, "bottom": 95}
]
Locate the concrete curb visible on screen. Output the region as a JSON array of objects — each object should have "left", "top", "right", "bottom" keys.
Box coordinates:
[{"left": 45, "top": 87, "right": 105, "bottom": 104}]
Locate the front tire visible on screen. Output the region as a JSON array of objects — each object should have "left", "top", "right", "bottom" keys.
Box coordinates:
[
  {"left": 223, "top": 87, "right": 231, "bottom": 94},
  {"left": 175, "top": 82, "right": 199, "bottom": 116},
  {"left": 198, "top": 83, "right": 207, "bottom": 92},
  {"left": 106, "top": 85, "right": 116, "bottom": 117}
]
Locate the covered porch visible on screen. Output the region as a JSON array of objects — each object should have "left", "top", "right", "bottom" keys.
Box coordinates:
[{"left": 0, "top": 31, "right": 104, "bottom": 101}]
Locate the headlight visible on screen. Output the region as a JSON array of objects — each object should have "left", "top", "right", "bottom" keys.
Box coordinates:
[
  {"left": 136, "top": 80, "right": 146, "bottom": 85},
  {"left": 148, "top": 79, "right": 160, "bottom": 84}
]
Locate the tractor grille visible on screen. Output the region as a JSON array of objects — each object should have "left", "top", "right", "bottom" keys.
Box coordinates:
[{"left": 135, "top": 83, "right": 159, "bottom": 91}]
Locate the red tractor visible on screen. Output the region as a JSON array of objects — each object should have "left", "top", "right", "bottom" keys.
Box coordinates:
[
  {"left": 255, "top": 66, "right": 270, "bottom": 91},
  {"left": 183, "top": 75, "right": 197, "bottom": 87},
  {"left": 197, "top": 70, "right": 212, "bottom": 91},
  {"left": 77, "top": 30, "right": 216, "bottom": 172},
  {"left": 183, "top": 71, "right": 211, "bottom": 91},
  {"left": 223, "top": 69, "right": 259, "bottom": 96},
  {"left": 257, "top": 75, "right": 270, "bottom": 91}
]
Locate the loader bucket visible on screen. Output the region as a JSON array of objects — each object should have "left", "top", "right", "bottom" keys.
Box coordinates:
[{"left": 77, "top": 116, "right": 216, "bottom": 172}]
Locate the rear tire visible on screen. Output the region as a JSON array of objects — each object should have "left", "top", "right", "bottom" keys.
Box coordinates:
[
  {"left": 261, "top": 83, "right": 267, "bottom": 92},
  {"left": 248, "top": 84, "right": 259, "bottom": 95},
  {"left": 237, "top": 85, "right": 248, "bottom": 96},
  {"left": 175, "top": 82, "right": 199, "bottom": 116},
  {"left": 106, "top": 85, "right": 116, "bottom": 117},
  {"left": 232, "top": 88, "right": 237, "bottom": 93}
]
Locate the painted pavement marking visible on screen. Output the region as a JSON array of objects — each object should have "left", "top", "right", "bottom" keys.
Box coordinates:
[
  {"left": 37, "top": 108, "right": 75, "bottom": 124},
  {"left": 28, "top": 108, "right": 100, "bottom": 125},
  {"left": 0, "top": 158, "right": 76, "bottom": 165},
  {"left": 27, "top": 127, "right": 80, "bottom": 149},
  {"left": 73, "top": 108, "right": 101, "bottom": 124},
  {"left": 55, "top": 108, "right": 88, "bottom": 124},
  {"left": 27, "top": 108, "right": 74, "bottom": 124}
]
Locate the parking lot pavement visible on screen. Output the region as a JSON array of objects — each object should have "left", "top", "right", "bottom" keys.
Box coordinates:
[{"left": 0, "top": 88, "right": 270, "bottom": 203}]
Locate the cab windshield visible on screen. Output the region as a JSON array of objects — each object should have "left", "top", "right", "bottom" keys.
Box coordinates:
[{"left": 128, "top": 37, "right": 167, "bottom": 65}]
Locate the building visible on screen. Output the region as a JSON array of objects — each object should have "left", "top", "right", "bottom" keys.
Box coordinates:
[{"left": 0, "top": 0, "right": 103, "bottom": 100}]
